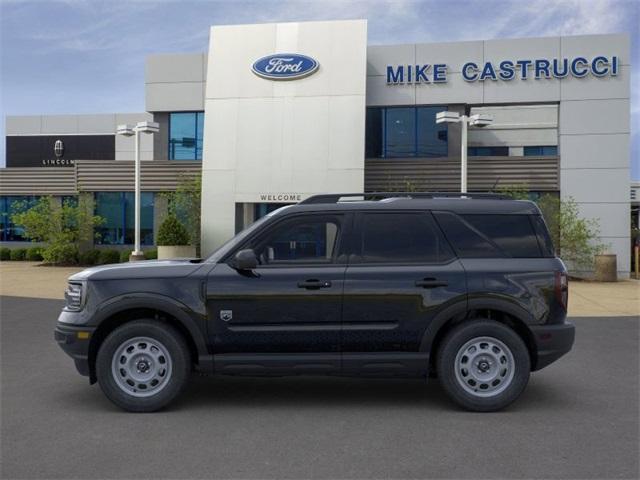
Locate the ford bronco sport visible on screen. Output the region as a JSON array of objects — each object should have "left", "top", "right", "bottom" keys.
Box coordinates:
[{"left": 55, "top": 192, "right": 575, "bottom": 412}]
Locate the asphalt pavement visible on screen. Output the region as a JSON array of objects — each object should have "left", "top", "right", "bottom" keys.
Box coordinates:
[{"left": 1, "top": 295, "right": 638, "bottom": 479}]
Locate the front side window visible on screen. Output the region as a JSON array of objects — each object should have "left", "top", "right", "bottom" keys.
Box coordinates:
[
  {"left": 248, "top": 216, "right": 342, "bottom": 265},
  {"left": 169, "top": 112, "right": 204, "bottom": 160},
  {"left": 95, "top": 192, "right": 154, "bottom": 245},
  {"left": 357, "top": 212, "right": 454, "bottom": 264}
]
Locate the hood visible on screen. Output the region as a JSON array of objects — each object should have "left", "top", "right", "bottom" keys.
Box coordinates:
[{"left": 68, "top": 259, "right": 206, "bottom": 281}]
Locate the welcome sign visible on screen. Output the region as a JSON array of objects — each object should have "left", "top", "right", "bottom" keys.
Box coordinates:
[{"left": 386, "top": 55, "right": 620, "bottom": 84}]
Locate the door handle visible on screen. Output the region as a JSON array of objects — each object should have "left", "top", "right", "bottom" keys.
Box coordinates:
[
  {"left": 415, "top": 278, "right": 448, "bottom": 288},
  {"left": 297, "top": 279, "right": 332, "bottom": 290}
]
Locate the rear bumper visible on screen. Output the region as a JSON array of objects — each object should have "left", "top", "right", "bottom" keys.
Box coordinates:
[
  {"left": 54, "top": 323, "right": 95, "bottom": 377},
  {"left": 530, "top": 321, "right": 575, "bottom": 371}
]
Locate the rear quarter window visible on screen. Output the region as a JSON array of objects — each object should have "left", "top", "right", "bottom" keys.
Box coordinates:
[{"left": 434, "top": 212, "right": 543, "bottom": 258}]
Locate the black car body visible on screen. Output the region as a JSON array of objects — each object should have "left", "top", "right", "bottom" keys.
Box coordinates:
[{"left": 55, "top": 193, "right": 575, "bottom": 412}]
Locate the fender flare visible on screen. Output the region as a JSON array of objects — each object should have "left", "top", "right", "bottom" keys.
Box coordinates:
[
  {"left": 90, "top": 293, "right": 209, "bottom": 358},
  {"left": 419, "top": 295, "right": 536, "bottom": 353}
]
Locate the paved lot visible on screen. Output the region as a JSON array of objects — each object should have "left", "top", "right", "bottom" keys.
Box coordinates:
[{"left": 1, "top": 296, "right": 638, "bottom": 479}]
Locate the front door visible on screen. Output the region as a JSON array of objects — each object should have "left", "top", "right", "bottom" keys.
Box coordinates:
[
  {"left": 341, "top": 211, "right": 466, "bottom": 374},
  {"left": 206, "top": 213, "right": 349, "bottom": 373}
]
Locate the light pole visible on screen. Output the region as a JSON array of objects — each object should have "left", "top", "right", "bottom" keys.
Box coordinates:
[
  {"left": 436, "top": 111, "right": 492, "bottom": 193},
  {"left": 116, "top": 121, "right": 159, "bottom": 261}
]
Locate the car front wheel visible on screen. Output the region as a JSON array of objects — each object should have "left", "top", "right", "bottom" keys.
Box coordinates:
[
  {"left": 96, "top": 320, "right": 191, "bottom": 412},
  {"left": 437, "top": 320, "right": 530, "bottom": 412}
]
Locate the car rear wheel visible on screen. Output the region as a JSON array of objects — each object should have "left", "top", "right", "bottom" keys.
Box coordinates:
[
  {"left": 437, "top": 320, "right": 530, "bottom": 412},
  {"left": 96, "top": 320, "right": 191, "bottom": 412}
]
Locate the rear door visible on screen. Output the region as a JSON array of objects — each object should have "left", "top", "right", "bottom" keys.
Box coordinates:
[{"left": 341, "top": 211, "right": 466, "bottom": 374}]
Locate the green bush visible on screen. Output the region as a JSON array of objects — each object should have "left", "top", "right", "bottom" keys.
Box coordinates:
[
  {"left": 42, "top": 244, "right": 79, "bottom": 265},
  {"left": 157, "top": 214, "right": 190, "bottom": 246},
  {"left": 120, "top": 250, "right": 131, "bottom": 263},
  {"left": 26, "top": 247, "right": 43, "bottom": 261},
  {"left": 10, "top": 248, "right": 27, "bottom": 261},
  {"left": 144, "top": 249, "right": 158, "bottom": 260},
  {"left": 97, "top": 249, "right": 120, "bottom": 265},
  {"left": 79, "top": 249, "right": 101, "bottom": 266},
  {"left": 0, "top": 248, "right": 10, "bottom": 261}
]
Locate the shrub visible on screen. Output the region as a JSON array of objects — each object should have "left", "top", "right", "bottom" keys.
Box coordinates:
[
  {"left": 144, "top": 249, "right": 158, "bottom": 260},
  {"left": 120, "top": 250, "right": 131, "bottom": 263},
  {"left": 10, "top": 196, "right": 104, "bottom": 265},
  {"left": 162, "top": 174, "right": 201, "bottom": 253},
  {"left": 42, "top": 244, "right": 79, "bottom": 265},
  {"left": 157, "top": 214, "right": 190, "bottom": 246},
  {"left": 26, "top": 247, "right": 43, "bottom": 261},
  {"left": 10, "top": 248, "right": 27, "bottom": 261},
  {"left": 0, "top": 248, "right": 10, "bottom": 261},
  {"left": 97, "top": 249, "right": 120, "bottom": 265},
  {"left": 79, "top": 249, "right": 101, "bottom": 266}
]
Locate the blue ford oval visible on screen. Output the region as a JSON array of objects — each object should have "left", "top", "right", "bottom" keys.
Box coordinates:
[{"left": 252, "top": 53, "right": 319, "bottom": 80}]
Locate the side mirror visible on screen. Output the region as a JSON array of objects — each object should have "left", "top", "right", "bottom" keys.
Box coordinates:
[{"left": 232, "top": 249, "right": 258, "bottom": 271}]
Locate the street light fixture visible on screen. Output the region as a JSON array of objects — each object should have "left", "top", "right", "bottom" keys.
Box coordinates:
[
  {"left": 436, "top": 111, "right": 493, "bottom": 193},
  {"left": 116, "top": 121, "right": 159, "bottom": 261}
]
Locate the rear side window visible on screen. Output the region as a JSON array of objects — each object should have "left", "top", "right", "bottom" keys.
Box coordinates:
[
  {"left": 357, "top": 212, "right": 454, "bottom": 264},
  {"left": 435, "top": 212, "right": 543, "bottom": 258},
  {"left": 433, "top": 212, "right": 502, "bottom": 258},
  {"left": 461, "top": 214, "right": 542, "bottom": 258},
  {"left": 531, "top": 215, "right": 556, "bottom": 257}
]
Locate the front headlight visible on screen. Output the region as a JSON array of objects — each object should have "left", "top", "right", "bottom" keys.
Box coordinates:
[{"left": 64, "top": 282, "right": 85, "bottom": 311}]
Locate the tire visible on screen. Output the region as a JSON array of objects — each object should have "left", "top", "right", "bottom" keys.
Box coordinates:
[
  {"left": 96, "top": 319, "right": 191, "bottom": 412},
  {"left": 436, "top": 320, "right": 530, "bottom": 412}
]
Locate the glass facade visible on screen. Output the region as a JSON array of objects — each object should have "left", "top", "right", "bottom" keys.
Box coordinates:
[
  {"left": 94, "top": 192, "right": 154, "bottom": 245},
  {"left": 0, "top": 196, "right": 39, "bottom": 241},
  {"left": 468, "top": 146, "right": 509, "bottom": 156},
  {"left": 366, "top": 107, "right": 448, "bottom": 158},
  {"left": 524, "top": 146, "right": 558, "bottom": 156},
  {"left": 169, "top": 112, "right": 204, "bottom": 160}
]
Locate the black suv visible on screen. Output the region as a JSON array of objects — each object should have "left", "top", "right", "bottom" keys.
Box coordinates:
[{"left": 55, "top": 193, "right": 574, "bottom": 412}]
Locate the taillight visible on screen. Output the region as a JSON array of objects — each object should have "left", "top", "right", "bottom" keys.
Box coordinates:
[{"left": 555, "top": 271, "right": 568, "bottom": 310}]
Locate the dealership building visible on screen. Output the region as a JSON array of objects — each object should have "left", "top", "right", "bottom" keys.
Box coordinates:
[{"left": 0, "top": 20, "right": 633, "bottom": 276}]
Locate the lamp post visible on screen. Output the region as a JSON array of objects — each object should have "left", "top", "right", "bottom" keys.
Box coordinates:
[
  {"left": 116, "top": 121, "right": 159, "bottom": 261},
  {"left": 436, "top": 111, "right": 493, "bottom": 193}
]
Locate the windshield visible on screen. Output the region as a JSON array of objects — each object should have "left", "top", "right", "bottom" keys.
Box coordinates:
[{"left": 205, "top": 205, "right": 293, "bottom": 263}]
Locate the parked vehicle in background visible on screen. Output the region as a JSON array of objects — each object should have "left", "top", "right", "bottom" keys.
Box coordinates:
[{"left": 55, "top": 192, "right": 574, "bottom": 412}]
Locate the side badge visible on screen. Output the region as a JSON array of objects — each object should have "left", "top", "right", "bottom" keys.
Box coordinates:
[{"left": 220, "top": 310, "right": 233, "bottom": 322}]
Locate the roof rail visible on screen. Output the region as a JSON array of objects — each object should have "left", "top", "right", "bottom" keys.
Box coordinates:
[{"left": 299, "top": 192, "right": 511, "bottom": 204}]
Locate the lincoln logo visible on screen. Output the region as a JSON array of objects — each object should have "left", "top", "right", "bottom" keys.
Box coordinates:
[
  {"left": 252, "top": 53, "right": 319, "bottom": 80},
  {"left": 54, "top": 139, "right": 64, "bottom": 159}
]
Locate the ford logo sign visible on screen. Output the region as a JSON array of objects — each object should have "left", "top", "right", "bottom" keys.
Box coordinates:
[{"left": 252, "top": 53, "right": 319, "bottom": 80}]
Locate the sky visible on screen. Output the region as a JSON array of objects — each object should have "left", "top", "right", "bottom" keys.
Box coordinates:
[{"left": 1, "top": 0, "right": 638, "bottom": 177}]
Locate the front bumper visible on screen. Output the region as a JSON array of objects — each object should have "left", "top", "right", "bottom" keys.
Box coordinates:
[
  {"left": 529, "top": 321, "right": 575, "bottom": 371},
  {"left": 54, "top": 323, "right": 95, "bottom": 377}
]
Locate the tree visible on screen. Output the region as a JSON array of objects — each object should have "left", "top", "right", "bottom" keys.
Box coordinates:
[
  {"left": 11, "top": 196, "right": 104, "bottom": 265},
  {"left": 157, "top": 214, "right": 190, "bottom": 246},
  {"left": 162, "top": 174, "right": 201, "bottom": 252}
]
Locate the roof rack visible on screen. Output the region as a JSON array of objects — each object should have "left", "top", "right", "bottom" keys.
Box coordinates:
[{"left": 299, "top": 192, "right": 511, "bottom": 205}]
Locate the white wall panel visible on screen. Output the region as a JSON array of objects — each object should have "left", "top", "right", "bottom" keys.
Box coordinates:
[
  {"left": 560, "top": 134, "right": 629, "bottom": 169},
  {"left": 201, "top": 20, "right": 367, "bottom": 254}
]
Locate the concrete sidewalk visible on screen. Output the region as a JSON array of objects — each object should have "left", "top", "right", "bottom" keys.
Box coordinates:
[{"left": 0, "top": 261, "right": 638, "bottom": 317}]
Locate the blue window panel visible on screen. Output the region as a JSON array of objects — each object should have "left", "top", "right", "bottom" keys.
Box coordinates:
[
  {"left": 417, "top": 107, "right": 448, "bottom": 158},
  {"left": 95, "top": 192, "right": 154, "bottom": 245},
  {"left": 365, "top": 106, "right": 448, "bottom": 159},
  {"left": 524, "top": 146, "right": 558, "bottom": 156},
  {"left": 385, "top": 107, "right": 416, "bottom": 157},
  {"left": 468, "top": 146, "right": 509, "bottom": 156},
  {"left": 169, "top": 112, "right": 204, "bottom": 160},
  {"left": 0, "top": 196, "right": 39, "bottom": 242}
]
